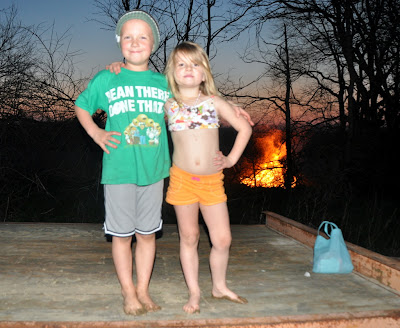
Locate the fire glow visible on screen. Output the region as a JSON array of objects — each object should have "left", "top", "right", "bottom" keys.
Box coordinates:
[{"left": 240, "top": 130, "right": 296, "bottom": 188}]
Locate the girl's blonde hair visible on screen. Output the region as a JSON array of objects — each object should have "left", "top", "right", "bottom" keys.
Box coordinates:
[{"left": 165, "top": 41, "right": 219, "bottom": 103}]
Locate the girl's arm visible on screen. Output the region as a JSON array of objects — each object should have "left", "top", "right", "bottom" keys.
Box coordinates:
[
  {"left": 75, "top": 105, "right": 121, "bottom": 154},
  {"left": 105, "top": 61, "right": 125, "bottom": 74},
  {"left": 213, "top": 96, "right": 252, "bottom": 170},
  {"left": 228, "top": 101, "right": 255, "bottom": 126}
]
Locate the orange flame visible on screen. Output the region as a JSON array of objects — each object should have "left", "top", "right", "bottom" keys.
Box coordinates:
[{"left": 240, "top": 130, "right": 296, "bottom": 188}]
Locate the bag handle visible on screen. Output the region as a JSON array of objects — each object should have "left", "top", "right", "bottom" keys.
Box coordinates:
[{"left": 317, "top": 221, "right": 338, "bottom": 238}]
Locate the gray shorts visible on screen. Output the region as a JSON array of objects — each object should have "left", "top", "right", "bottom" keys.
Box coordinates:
[{"left": 103, "top": 180, "right": 164, "bottom": 237}]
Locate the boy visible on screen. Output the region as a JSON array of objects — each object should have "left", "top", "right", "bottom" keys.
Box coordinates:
[{"left": 74, "top": 10, "right": 170, "bottom": 316}]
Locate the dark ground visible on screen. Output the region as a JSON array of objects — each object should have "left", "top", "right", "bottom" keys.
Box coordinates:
[{"left": 1, "top": 117, "right": 399, "bottom": 256}]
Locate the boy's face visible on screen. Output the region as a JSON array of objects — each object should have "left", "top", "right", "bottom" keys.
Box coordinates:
[{"left": 120, "top": 19, "right": 154, "bottom": 71}]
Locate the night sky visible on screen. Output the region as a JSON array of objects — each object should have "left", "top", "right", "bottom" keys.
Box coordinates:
[{"left": 2, "top": 0, "right": 261, "bottom": 81}]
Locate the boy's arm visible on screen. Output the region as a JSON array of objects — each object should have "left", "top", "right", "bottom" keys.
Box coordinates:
[
  {"left": 213, "top": 97, "right": 252, "bottom": 170},
  {"left": 75, "top": 105, "right": 121, "bottom": 154}
]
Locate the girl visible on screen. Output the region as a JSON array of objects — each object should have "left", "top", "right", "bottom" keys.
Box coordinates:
[{"left": 164, "top": 41, "right": 252, "bottom": 314}]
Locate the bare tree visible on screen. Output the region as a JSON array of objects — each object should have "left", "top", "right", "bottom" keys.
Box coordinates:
[
  {"left": 24, "top": 23, "right": 86, "bottom": 120},
  {"left": 0, "top": 5, "right": 36, "bottom": 119},
  {"left": 0, "top": 5, "right": 86, "bottom": 121},
  {"left": 240, "top": 22, "right": 305, "bottom": 189},
  {"left": 282, "top": 24, "right": 294, "bottom": 190},
  {"left": 231, "top": 0, "right": 400, "bottom": 181},
  {"left": 90, "top": 0, "right": 256, "bottom": 69},
  {"left": 0, "top": 5, "right": 90, "bottom": 221},
  {"left": 289, "top": 1, "right": 399, "bottom": 130}
]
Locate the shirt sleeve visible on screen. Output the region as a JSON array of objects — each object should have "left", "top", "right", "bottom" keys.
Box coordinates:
[{"left": 75, "top": 70, "right": 108, "bottom": 115}]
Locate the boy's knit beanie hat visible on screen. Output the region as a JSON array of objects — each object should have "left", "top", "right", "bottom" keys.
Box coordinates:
[{"left": 115, "top": 10, "right": 160, "bottom": 53}]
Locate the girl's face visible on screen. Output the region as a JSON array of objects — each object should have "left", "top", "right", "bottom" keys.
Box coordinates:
[
  {"left": 173, "top": 53, "right": 205, "bottom": 89},
  {"left": 120, "top": 19, "right": 153, "bottom": 71}
]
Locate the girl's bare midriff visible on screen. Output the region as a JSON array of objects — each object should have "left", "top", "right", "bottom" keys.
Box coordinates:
[{"left": 171, "top": 128, "right": 219, "bottom": 175}]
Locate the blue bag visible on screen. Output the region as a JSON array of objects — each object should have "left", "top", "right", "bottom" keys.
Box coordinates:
[{"left": 312, "top": 221, "right": 354, "bottom": 274}]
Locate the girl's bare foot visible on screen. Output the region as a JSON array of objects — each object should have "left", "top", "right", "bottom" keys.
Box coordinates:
[
  {"left": 123, "top": 292, "right": 147, "bottom": 315},
  {"left": 211, "top": 288, "right": 248, "bottom": 304},
  {"left": 183, "top": 292, "right": 200, "bottom": 314}
]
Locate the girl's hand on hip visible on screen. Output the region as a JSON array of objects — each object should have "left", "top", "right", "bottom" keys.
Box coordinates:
[{"left": 213, "top": 151, "right": 234, "bottom": 170}]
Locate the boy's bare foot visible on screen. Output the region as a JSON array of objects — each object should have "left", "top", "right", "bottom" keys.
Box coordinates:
[
  {"left": 142, "top": 300, "right": 161, "bottom": 312},
  {"left": 183, "top": 293, "right": 200, "bottom": 314},
  {"left": 211, "top": 288, "right": 248, "bottom": 304},
  {"left": 137, "top": 290, "right": 161, "bottom": 312},
  {"left": 123, "top": 293, "right": 147, "bottom": 315}
]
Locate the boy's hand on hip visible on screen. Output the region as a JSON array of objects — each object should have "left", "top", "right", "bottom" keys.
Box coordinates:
[{"left": 91, "top": 128, "right": 121, "bottom": 154}]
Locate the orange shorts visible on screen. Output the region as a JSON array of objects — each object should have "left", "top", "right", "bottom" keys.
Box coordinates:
[{"left": 166, "top": 164, "right": 227, "bottom": 206}]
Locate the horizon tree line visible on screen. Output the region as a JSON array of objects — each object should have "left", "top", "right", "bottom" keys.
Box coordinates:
[{"left": 1, "top": 0, "right": 399, "bottom": 194}]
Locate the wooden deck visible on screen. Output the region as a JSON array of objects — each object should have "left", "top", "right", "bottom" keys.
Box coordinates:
[{"left": 1, "top": 214, "right": 400, "bottom": 327}]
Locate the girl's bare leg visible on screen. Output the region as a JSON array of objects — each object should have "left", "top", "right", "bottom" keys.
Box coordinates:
[
  {"left": 174, "top": 203, "right": 201, "bottom": 313},
  {"left": 200, "top": 202, "right": 247, "bottom": 304},
  {"left": 135, "top": 233, "right": 161, "bottom": 312},
  {"left": 112, "top": 236, "right": 146, "bottom": 315}
]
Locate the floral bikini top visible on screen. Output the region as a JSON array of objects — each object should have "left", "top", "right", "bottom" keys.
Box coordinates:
[{"left": 167, "top": 96, "right": 220, "bottom": 132}]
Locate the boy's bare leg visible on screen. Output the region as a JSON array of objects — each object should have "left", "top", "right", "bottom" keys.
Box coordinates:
[
  {"left": 112, "top": 236, "right": 147, "bottom": 315},
  {"left": 175, "top": 203, "right": 201, "bottom": 314},
  {"left": 201, "top": 202, "right": 248, "bottom": 304},
  {"left": 135, "top": 233, "right": 161, "bottom": 312}
]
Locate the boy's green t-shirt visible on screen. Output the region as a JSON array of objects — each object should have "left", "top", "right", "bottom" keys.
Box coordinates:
[{"left": 76, "top": 68, "right": 171, "bottom": 186}]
